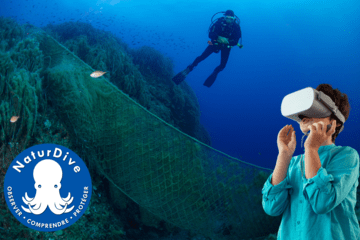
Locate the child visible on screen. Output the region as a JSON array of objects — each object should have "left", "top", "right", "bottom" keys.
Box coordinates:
[{"left": 262, "top": 84, "right": 360, "bottom": 239}]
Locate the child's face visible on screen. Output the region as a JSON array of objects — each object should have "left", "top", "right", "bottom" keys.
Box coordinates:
[{"left": 298, "top": 116, "right": 332, "bottom": 134}]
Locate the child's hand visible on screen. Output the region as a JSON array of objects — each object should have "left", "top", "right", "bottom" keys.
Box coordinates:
[
  {"left": 305, "top": 120, "right": 336, "bottom": 150},
  {"left": 277, "top": 125, "right": 297, "bottom": 156}
]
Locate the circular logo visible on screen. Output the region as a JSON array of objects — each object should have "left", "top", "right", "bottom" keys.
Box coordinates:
[{"left": 4, "top": 144, "right": 92, "bottom": 232}]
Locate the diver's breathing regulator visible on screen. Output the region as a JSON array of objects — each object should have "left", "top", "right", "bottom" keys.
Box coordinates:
[
  {"left": 208, "top": 11, "right": 243, "bottom": 49},
  {"left": 281, "top": 87, "right": 345, "bottom": 148}
]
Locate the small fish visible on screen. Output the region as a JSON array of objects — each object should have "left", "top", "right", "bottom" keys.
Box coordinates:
[
  {"left": 207, "top": 40, "right": 213, "bottom": 46},
  {"left": 10, "top": 116, "right": 20, "bottom": 123},
  {"left": 90, "top": 71, "right": 106, "bottom": 78}
]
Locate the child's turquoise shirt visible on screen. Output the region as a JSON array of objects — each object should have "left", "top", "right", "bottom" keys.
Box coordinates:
[{"left": 262, "top": 144, "right": 360, "bottom": 240}]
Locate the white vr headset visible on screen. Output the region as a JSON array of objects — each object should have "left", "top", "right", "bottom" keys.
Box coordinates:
[{"left": 281, "top": 87, "right": 345, "bottom": 133}]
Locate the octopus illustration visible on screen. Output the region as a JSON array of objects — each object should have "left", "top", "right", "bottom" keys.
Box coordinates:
[{"left": 21, "top": 159, "right": 74, "bottom": 215}]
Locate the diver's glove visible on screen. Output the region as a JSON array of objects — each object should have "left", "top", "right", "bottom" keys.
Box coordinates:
[{"left": 217, "top": 36, "right": 229, "bottom": 44}]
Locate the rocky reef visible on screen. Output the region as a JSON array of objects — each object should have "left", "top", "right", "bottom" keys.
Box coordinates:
[
  {"left": 43, "top": 21, "right": 211, "bottom": 146},
  {"left": 0, "top": 17, "right": 213, "bottom": 240}
]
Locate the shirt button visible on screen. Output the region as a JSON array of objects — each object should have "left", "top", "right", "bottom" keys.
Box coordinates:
[
  {"left": 297, "top": 221, "right": 300, "bottom": 224},
  {"left": 300, "top": 200, "right": 302, "bottom": 203}
]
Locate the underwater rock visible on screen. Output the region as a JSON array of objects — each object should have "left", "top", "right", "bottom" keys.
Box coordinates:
[{"left": 43, "top": 22, "right": 211, "bottom": 146}]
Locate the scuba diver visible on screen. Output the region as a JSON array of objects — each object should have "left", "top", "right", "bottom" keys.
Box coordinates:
[{"left": 172, "top": 10, "right": 243, "bottom": 87}]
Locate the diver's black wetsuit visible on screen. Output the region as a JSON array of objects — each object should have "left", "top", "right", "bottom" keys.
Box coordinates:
[{"left": 189, "top": 17, "right": 241, "bottom": 87}]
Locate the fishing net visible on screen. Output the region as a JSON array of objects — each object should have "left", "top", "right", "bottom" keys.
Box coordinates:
[{"left": 35, "top": 31, "right": 281, "bottom": 239}]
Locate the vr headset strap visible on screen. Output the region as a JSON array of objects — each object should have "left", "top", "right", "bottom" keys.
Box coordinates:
[
  {"left": 318, "top": 91, "right": 345, "bottom": 123},
  {"left": 318, "top": 91, "right": 345, "bottom": 133}
]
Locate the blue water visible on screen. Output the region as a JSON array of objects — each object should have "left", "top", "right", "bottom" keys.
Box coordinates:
[{"left": 2, "top": 0, "right": 359, "bottom": 170}]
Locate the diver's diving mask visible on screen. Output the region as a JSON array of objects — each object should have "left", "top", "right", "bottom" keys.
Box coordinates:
[
  {"left": 225, "top": 16, "right": 235, "bottom": 23},
  {"left": 280, "top": 87, "right": 345, "bottom": 133}
]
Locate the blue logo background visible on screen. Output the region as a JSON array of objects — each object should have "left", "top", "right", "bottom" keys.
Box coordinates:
[{"left": 4, "top": 143, "right": 92, "bottom": 232}]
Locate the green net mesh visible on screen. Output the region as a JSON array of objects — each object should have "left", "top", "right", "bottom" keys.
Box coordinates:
[{"left": 36, "top": 31, "right": 281, "bottom": 239}]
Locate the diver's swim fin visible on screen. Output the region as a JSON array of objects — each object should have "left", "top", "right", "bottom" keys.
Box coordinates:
[
  {"left": 203, "top": 72, "right": 218, "bottom": 87},
  {"left": 172, "top": 67, "right": 191, "bottom": 85}
]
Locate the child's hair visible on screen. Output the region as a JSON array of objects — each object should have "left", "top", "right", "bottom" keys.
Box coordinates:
[{"left": 316, "top": 84, "right": 351, "bottom": 143}]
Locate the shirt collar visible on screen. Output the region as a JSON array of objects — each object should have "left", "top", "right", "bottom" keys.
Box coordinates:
[{"left": 318, "top": 143, "right": 336, "bottom": 152}]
